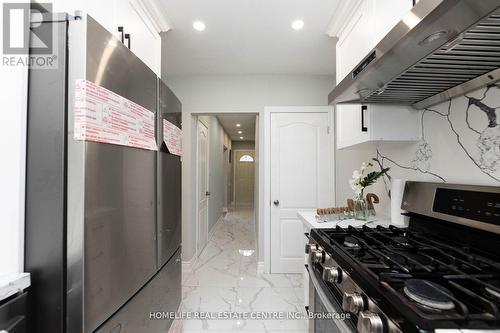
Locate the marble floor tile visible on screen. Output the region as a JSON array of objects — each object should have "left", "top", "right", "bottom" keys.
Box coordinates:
[{"left": 181, "top": 207, "right": 307, "bottom": 332}]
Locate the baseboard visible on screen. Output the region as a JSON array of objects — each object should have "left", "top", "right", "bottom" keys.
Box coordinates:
[
  {"left": 182, "top": 254, "right": 199, "bottom": 275},
  {"left": 208, "top": 214, "right": 225, "bottom": 240},
  {"left": 257, "top": 261, "right": 265, "bottom": 274}
]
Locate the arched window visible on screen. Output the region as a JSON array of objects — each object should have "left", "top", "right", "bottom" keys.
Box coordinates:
[{"left": 239, "top": 154, "right": 254, "bottom": 162}]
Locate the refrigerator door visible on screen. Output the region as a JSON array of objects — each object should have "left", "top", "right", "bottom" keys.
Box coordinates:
[
  {"left": 94, "top": 249, "right": 182, "bottom": 333},
  {"left": 25, "top": 17, "right": 69, "bottom": 333},
  {"left": 67, "top": 16, "right": 158, "bottom": 332},
  {"left": 156, "top": 80, "right": 182, "bottom": 268}
]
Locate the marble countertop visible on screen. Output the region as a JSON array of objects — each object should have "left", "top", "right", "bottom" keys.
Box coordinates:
[
  {"left": 298, "top": 210, "right": 392, "bottom": 231},
  {"left": 0, "top": 272, "right": 30, "bottom": 302}
]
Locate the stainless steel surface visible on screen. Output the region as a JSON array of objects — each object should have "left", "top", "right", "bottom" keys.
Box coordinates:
[
  {"left": 307, "top": 257, "right": 355, "bottom": 333},
  {"left": 95, "top": 249, "right": 181, "bottom": 333},
  {"left": 307, "top": 239, "right": 403, "bottom": 333},
  {"left": 402, "top": 181, "right": 500, "bottom": 234},
  {"left": 305, "top": 243, "right": 318, "bottom": 254},
  {"left": 322, "top": 267, "right": 340, "bottom": 284},
  {"left": 156, "top": 79, "right": 182, "bottom": 268},
  {"left": 66, "top": 15, "right": 87, "bottom": 333},
  {"left": 357, "top": 312, "right": 384, "bottom": 333},
  {"left": 311, "top": 249, "right": 325, "bottom": 264},
  {"left": 328, "top": 0, "right": 500, "bottom": 109},
  {"left": 25, "top": 18, "right": 68, "bottom": 333},
  {"left": 82, "top": 16, "right": 158, "bottom": 332},
  {"left": 342, "top": 292, "right": 364, "bottom": 314},
  {"left": 28, "top": 13, "right": 181, "bottom": 333}
]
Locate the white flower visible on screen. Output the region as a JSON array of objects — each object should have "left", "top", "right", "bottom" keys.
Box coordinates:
[{"left": 352, "top": 170, "right": 361, "bottom": 180}]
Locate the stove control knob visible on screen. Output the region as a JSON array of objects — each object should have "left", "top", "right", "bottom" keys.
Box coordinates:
[
  {"left": 322, "top": 267, "right": 340, "bottom": 283},
  {"left": 342, "top": 292, "right": 364, "bottom": 314},
  {"left": 305, "top": 243, "right": 317, "bottom": 254},
  {"left": 311, "top": 250, "right": 325, "bottom": 264},
  {"left": 357, "top": 312, "right": 384, "bottom": 333}
]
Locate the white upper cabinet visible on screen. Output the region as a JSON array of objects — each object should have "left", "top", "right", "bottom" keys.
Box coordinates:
[
  {"left": 335, "top": 0, "right": 418, "bottom": 150},
  {"left": 372, "top": 0, "right": 414, "bottom": 45},
  {"left": 336, "top": 1, "right": 374, "bottom": 83},
  {"left": 50, "top": 0, "right": 164, "bottom": 76},
  {"left": 115, "top": 0, "right": 162, "bottom": 76},
  {"left": 337, "top": 104, "right": 421, "bottom": 150}
]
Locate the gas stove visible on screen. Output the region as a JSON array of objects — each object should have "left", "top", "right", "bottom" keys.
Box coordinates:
[{"left": 305, "top": 182, "right": 500, "bottom": 333}]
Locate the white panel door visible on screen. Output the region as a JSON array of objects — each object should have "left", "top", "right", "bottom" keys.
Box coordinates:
[
  {"left": 197, "top": 121, "right": 209, "bottom": 253},
  {"left": 234, "top": 150, "right": 255, "bottom": 206},
  {"left": 270, "top": 112, "right": 331, "bottom": 273}
]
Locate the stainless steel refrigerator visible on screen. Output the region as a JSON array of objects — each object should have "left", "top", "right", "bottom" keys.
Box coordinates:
[{"left": 25, "top": 13, "right": 181, "bottom": 333}]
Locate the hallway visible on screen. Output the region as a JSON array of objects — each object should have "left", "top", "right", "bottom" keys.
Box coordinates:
[{"left": 181, "top": 208, "right": 307, "bottom": 332}]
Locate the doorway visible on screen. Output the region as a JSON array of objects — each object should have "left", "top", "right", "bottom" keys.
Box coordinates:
[
  {"left": 265, "top": 107, "right": 333, "bottom": 274},
  {"left": 234, "top": 150, "right": 255, "bottom": 206}
]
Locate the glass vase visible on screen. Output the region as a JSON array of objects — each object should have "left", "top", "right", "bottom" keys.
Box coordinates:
[{"left": 353, "top": 195, "right": 369, "bottom": 221}]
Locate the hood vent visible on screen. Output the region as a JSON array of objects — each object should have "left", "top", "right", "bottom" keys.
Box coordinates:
[{"left": 329, "top": 0, "right": 500, "bottom": 110}]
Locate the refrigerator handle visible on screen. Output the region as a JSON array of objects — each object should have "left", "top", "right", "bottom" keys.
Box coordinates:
[
  {"left": 125, "top": 33, "right": 131, "bottom": 49},
  {"left": 118, "top": 26, "right": 124, "bottom": 43}
]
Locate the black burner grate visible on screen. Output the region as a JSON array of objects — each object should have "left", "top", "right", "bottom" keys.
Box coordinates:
[{"left": 312, "top": 224, "right": 500, "bottom": 330}]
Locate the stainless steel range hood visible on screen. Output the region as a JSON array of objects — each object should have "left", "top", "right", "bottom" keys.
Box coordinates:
[{"left": 328, "top": 0, "right": 500, "bottom": 110}]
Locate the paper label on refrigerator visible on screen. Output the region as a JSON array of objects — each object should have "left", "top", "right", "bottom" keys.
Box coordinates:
[
  {"left": 73, "top": 79, "right": 157, "bottom": 151},
  {"left": 163, "top": 119, "right": 182, "bottom": 156}
]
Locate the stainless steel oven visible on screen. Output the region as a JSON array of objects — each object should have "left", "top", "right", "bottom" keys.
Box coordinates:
[{"left": 306, "top": 255, "right": 356, "bottom": 333}]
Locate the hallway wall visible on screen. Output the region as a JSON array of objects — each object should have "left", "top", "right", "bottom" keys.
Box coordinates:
[
  {"left": 165, "top": 74, "right": 335, "bottom": 262},
  {"left": 198, "top": 116, "right": 232, "bottom": 237}
]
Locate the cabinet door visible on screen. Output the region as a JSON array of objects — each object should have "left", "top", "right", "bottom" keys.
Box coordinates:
[
  {"left": 116, "top": 0, "right": 162, "bottom": 75},
  {"left": 336, "top": 0, "right": 374, "bottom": 83},
  {"left": 335, "top": 1, "right": 373, "bottom": 149},
  {"left": 336, "top": 104, "right": 370, "bottom": 149},
  {"left": 373, "top": 0, "right": 413, "bottom": 44}
]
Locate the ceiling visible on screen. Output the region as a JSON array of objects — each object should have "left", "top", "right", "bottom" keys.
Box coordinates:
[
  {"left": 216, "top": 114, "right": 257, "bottom": 141},
  {"left": 159, "top": 0, "right": 340, "bottom": 75}
]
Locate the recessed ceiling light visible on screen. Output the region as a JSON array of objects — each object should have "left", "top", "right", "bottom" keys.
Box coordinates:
[
  {"left": 237, "top": 130, "right": 242, "bottom": 134},
  {"left": 291, "top": 19, "right": 304, "bottom": 30},
  {"left": 239, "top": 136, "right": 244, "bottom": 140},
  {"left": 193, "top": 21, "right": 206, "bottom": 31},
  {"left": 236, "top": 123, "right": 241, "bottom": 127}
]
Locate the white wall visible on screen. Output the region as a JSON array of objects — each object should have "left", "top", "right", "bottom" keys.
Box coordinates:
[
  {"left": 199, "top": 116, "right": 232, "bottom": 232},
  {"left": 335, "top": 85, "right": 500, "bottom": 216},
  {"left": 165, "top": 74, "right": 335, "bottom": 262},
  {"left": 0, "top": 0, "right": 28, "bottom": 275},
  {"left": 253, "top": 116, "right": 260, "bottom": 262},
  {"left": 165, "top": 75, "right": 334, "bottom": 112},
  {"left": 232, "top": 141, "right": 255, "bottom": 150}
]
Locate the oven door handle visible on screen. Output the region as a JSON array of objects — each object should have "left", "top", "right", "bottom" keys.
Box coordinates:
[{"left": 307, "top": 257, "right": 355, "bottom": 333}]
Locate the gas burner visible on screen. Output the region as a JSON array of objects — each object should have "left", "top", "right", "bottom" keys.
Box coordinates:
[
  {"left": 403, "top": 279, "right": 455, "bottom": 311},
  {"left": 392, "top": 236, "right": 412, "bottom": 248},
  {"left": 485, "top": 281, "right": 500, "bottom": 300},
  {"left": 344, "top": 236, "right": 360, "bottom": 248}
]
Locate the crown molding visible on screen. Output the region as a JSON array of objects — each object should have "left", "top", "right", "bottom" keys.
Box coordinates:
[
  {"left": 326, "top": 0, "right": 364, "bottom": 39},
  {"left": 134, "top": 0, "right": 171, "bottom": 33}
]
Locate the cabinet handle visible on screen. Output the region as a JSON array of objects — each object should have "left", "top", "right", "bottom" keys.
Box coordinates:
[
  {"left": 361, "top": 105, "right": 368, "bottom": 132},
  {"left": 125, "top": 33, "right": 131, "bottom": 49},
  {"left": 118, "top": 26, "right": 124, "bottom": 43}
]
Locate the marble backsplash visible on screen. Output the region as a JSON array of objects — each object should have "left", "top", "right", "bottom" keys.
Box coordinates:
[{"left": 336, "top": 83, "right": 500, "bottom": 216}]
